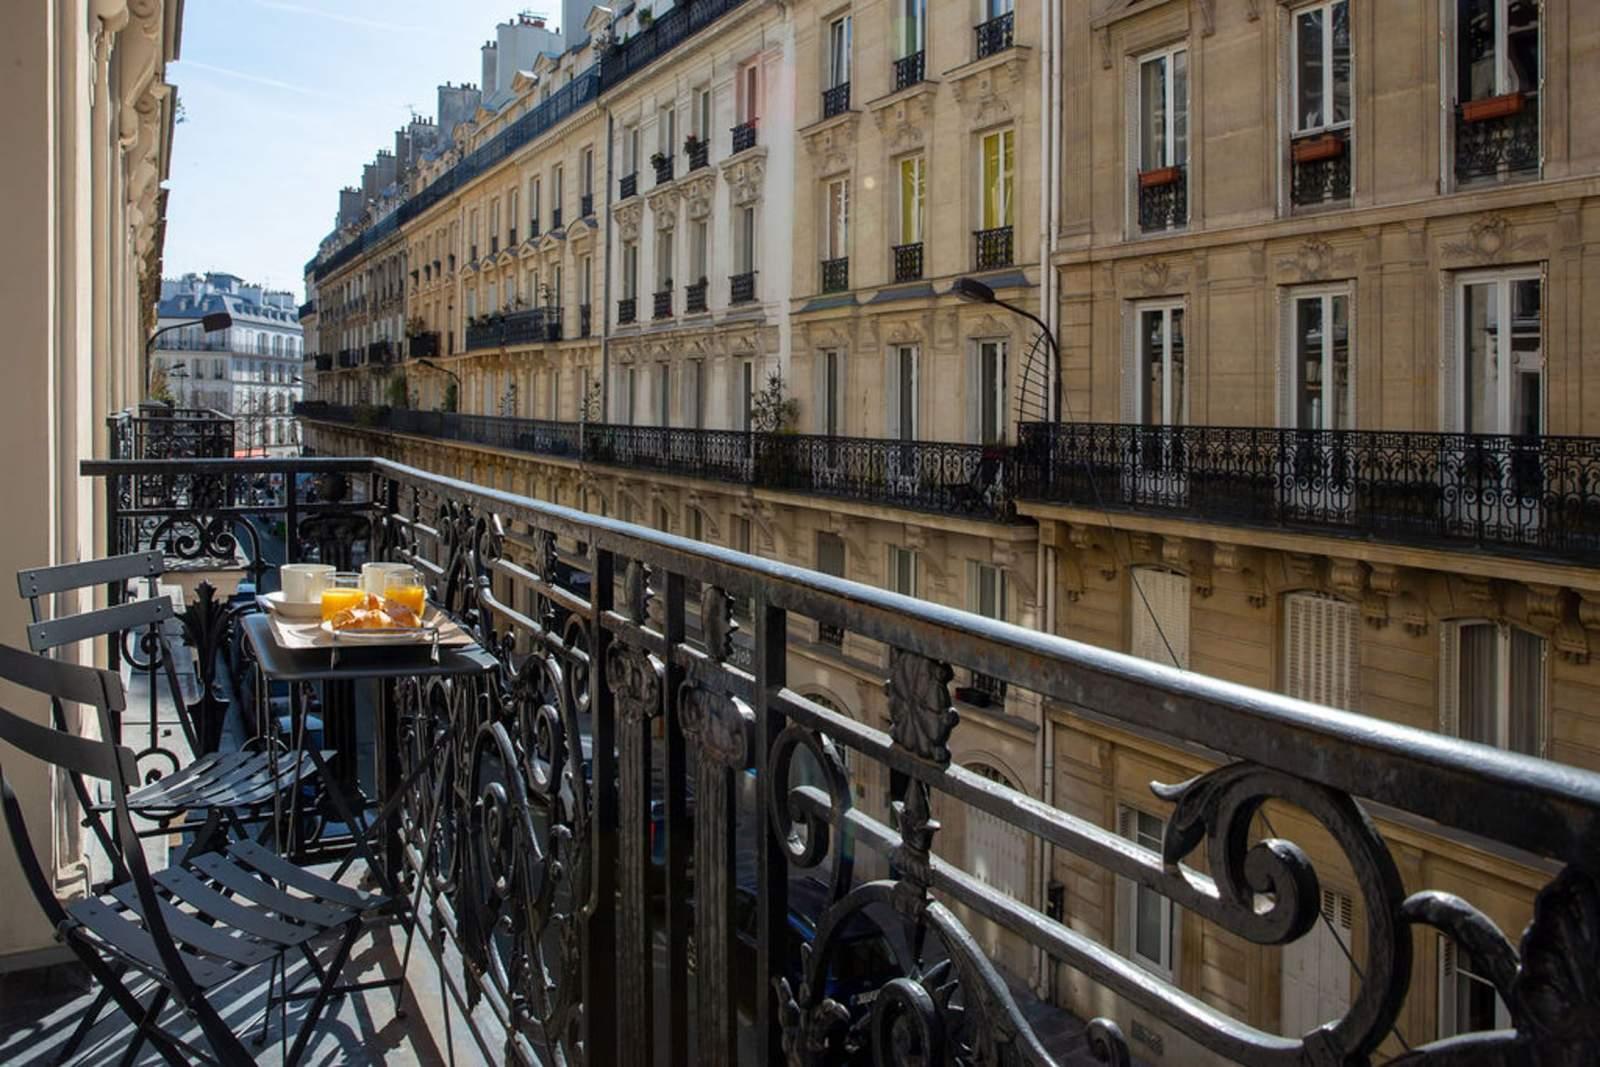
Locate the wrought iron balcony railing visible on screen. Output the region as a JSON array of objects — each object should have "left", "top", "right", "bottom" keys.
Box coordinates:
[
  {"left": 822, "top": 81, "right": 851, "bottom": 118},
  {"left": 366, "top": 340, "right": 397, "bottom": 365},
  {"left": 685, "top": 137, "right": 709, "bottom": 171},
  {"left": 1138, "top": 164, "right": 1187, "bottom": 232},
  {"left": 337, "top": 348, "right": 362, "bottom": 368},
  {"left": 581, "top": 192, "right": 595, "bottom": 218},
  {"left": 80, "top": 448, "right": 1600, "bottom": 1067},
  {"left": 551, "top": 206, "right": 564, "bottom": 230},
  {"left": 685, "top": 279, "right": 708, "bottom": 313},
  {"left": 620, "top": 171, "right": 638, "bottom": 199},
  {"left": 313, "top": 353, "right": 333, "bottom": 372},
  {"left": 407, "top": 331, "right": 441, "bottom": 359},
  {"left": 652, "top": 154, "right": 675, "bottom": 184},
  {"left": 730, "top": 119, "right": 757, "bottom": 153},
  {"left": 973, "top": 225, "right": 1014, "bottom": 270},
  {"left": 975, "top": 10, "right": 1014, "bottom": 57},
  {"left": 653, "top": 287, "right": 674, "bottom": 319},
  {"left": 617, "top": 296, "right": 637, "bottom": 325},
  {"left": 729, "top": 270, "right": 757, "bottom": 304},
  {"left": 892, "top": 50, "right": 925, "bottom": 92},
  {"left": 108, "top": 406, "right": 234, "bottom": 461},
  {"left": 1455, "top": 92, "right": 1540, "bottom": 183},
  {"left": 1290, "top": 129, "right": 1352, "bottom": 208},
  {"left": 820, "top": 256, "right": 849, "bottom": 293},
  {"left": 893, "top": 242, "right": 924, "bottom": 282},
  {"left": 597, "top": 0, "right": 752, "bottom": 90},
  {"left": 1016, "top": 421, "right": 1600, "bottom": 563},
  {"left": 579, "top": 302, "right": 593, "bottom": 338}
]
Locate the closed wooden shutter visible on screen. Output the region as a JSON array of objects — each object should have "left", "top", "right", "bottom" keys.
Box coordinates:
[
  {"left": 1284, "top": 592, "right": 1359, "bottom": 710},
  {"left": 1440, "top": 279, "right": 1460, "bottom": 431},
  {"left": 1131, "top": 567, "right": 1189, "bottom": 668},
  {"left": 1282, "top": 888, "right": 1354, "bottom": 1036},
  {"left": 1121, "top": 306, "right": 1139, "bottom": 424},
  {"left": 1439, "top": 620, "right": 1461, "bottom": 737}
]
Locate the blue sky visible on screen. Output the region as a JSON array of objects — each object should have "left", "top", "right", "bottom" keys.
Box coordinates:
[{"left": 163, "top": 0, "right": 533, "bottom": 301}]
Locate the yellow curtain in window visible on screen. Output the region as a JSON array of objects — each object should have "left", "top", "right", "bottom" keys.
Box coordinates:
[
  {"left": 982, "top": 131, "right": 1014, "bottom": 229},
  {"left": 899, "top": 157, "right": 923, "bottom": 244}
]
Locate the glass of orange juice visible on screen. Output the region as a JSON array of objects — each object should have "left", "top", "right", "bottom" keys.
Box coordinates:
[
  {"left": 320, "top": 573, "right": 366, "bottom": 621},
  {"left": 382, "top": 566, "right": 427, "bottom": 619}
]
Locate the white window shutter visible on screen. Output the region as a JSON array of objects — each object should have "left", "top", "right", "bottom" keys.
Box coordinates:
[
  {"left": 1278, "top": 290, "right": 1297, "bottom": 428},
  {"left": 1121, "top": 307, "right": 1139, "bottom": 424},
  {"left": 1439, "top": 620, "right": 1461, "bottom": 737},
  {"left": 1440, "top": 279, "right": 1460, "bottom": 431},
  {"left": 1345, "top": 286, "right": 1358, "bottom": 427},
  {"left": 886, "top": 350, "right": 902, "bottom": 439}
]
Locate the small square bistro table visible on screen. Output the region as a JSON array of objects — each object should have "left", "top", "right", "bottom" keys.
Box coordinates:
[{"left": 239, "top": 612, "right": 495, "bottom": 898}]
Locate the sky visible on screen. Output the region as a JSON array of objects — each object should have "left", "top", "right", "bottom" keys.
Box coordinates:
[{"left": 162, "top": 0, "right": 539, "bottom": 303}]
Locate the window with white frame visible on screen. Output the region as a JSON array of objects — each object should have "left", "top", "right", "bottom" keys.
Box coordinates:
[
  {"left": 1133, "top": 45, "right": 1189, "bottom": 231},
  {"left": 656, "top": 230, "right": 675, "bottom": 289},
  {"left": 1130, "top": 566, "right": 1189, "bottom": 669},
  {"left": 551, "top": 368, "right": 561, "bottom": 419},
  {"left": 582, "top": 147, "right": 594, "bottom": 197},
  {"left": 738, "top": 59, "right": 760, "bottom": 123},
  {"left": 655, "top": 363, "right": 671, "bottom": 426},
  {"left": 1447, "top": 270, "right": 1543, "bottom": 436},
  {"left": 624, "top": 125, "right": 641, "bottom": 174},
  {"left": 971, "top": 562, "right": 1006, "bottom": 622},
  {"left": 691, "top": 220, "right": 709, "bottom": 284},
  {"left": 898, "top": 155, "right": 925, "bottom": 246},
  {"left": 685, "top": 360, "right": 704, "bottom": 429},
  {"left": 1439, "top": 937, "right": 1511, "bottom": 1038},
  {"left": 979, "top": 129, "right": 1014, "bottom": 232},
  {"left": 623, "top": 366, "right": 638, "bottom": 423},
  {"left": 623, "top": 242, "right": 639, "bottom": 300},
  {"left": 1291, "top": 1, "right": 1351, "bottom": 137},
  {"left": 816, "top": 348, "right": 844, "bottom": 436},
  {"left": 895, "top": 0, "right": 925, "bottom": 60},
  {"left": 1440, "top": 620, "right": 1545, "bottom": 756},
  {"left": 1283, "top": 592, "right": 1359, "bottom": 710},
  {"left": 1119, "top": 806, "right": 1178, "bottom": 978},
  {"left": 825, "top": 178, "right": 850, "bottom": 260},
  {"left": 887, "top": 344, "right": 918, "bottom": 441},
  {"left": 658, "top": 105, "right": 676, "bottom": 155},
  {"left": 827, "top": 14, "right": 852, "bottom": 89},
  {"left": 739, "top": 359, "right": 754, "bottom": 431},
  {"left": 888, "top": 545, "right": 918, "bottom": 597},
  {"left": 552, "top": 165, "right": 564, "bottom": 221},
  {"left": 1281, "top": 287, "right": 1353, "bottom": 430},
  {"left": 737, "top": 207, "right": 757, "bottom": 274},
  {"left": 1127, "top": 302, "right": 1187, "bottom": 426},
  {"left": 975, "top": 339, "right": 1007, "bottom": 445},
  {"left": 1451, "top": 0, "right": 1541, "bottom": 184},
  {"left": 694, "top": 86, "right": 712, "bottom": 139}
]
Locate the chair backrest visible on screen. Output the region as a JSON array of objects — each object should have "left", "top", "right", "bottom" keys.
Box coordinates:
[
  {"left": 18, "top": 550, "right": 170, "bottom": 651},
  {"left": 17, "top": 550, "right": 164, "bottom": 601}
]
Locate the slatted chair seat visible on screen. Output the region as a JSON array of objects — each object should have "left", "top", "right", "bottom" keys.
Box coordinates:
[
  {"left": 93, "top": 748, "right": 329, "bottom": 816},
  {"left": 65, "top": 837, "right": 386, "bottom": 993}
]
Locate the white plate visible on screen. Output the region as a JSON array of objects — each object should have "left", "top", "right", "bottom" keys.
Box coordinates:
[
  {"left": 318, "top": 619, "right": 438, "bottom": 643},
  {"left": 265, "top": 591, "right": 322, "bottom": 620}
]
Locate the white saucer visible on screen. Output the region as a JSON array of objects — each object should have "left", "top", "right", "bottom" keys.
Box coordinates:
[{"left": 265, "top": 590, "right": 322, "bottom": 620}]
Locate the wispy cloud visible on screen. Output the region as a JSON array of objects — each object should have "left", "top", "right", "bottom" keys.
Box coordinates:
[
  {"left": 248, "top": 0, "right": 426, "bottom": 33},
  {"left": 179, "top": 60, "right": 339, "bottom": 100}
]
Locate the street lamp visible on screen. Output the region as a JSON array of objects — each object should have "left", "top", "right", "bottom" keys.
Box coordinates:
[
  {"left": 416, "top": 358, "right": 462, "bottom": 411},
  {"left": 145, "top": 311, "right": 233, "bottom": 401},
  {"left": 952, "top": 277, "right": 1061, "bottom": 422}
]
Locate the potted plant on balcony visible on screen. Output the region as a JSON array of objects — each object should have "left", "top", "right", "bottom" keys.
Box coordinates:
[
  {"left": 638, "top": 7, "right": 653, "bottom": 26},
  {"left": 1462, "top": 90, "right": 1525, "bottom": 123},
  {"left": 407, "top": 315, "right": 427, "bottom": 335},
  {"left": 650, "top": 151, "right": 670, "bottom": 170},
  {"left": 684, "top": 133, "right": 704, "bottom": 162},
  {"left": 750, "top": 371, "right": 800, "bottom": 483}
]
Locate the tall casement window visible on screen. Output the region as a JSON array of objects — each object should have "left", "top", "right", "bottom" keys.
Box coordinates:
[
  {"left": 581, "top": 147, "right": 594, "bottom": 198},
  {"left": 1452, "top": 0, "right": 1541, "bottom": 184},
  {"left": 1125, "top": 302, "right": 1187, "bottom": 426},
  {"left": 1288, "top": 0, "right": 1352, "bottom": 209},
  {"left": 828, "top": 14, "right": 852, "bottom": 89},
  {"left": 622, "top": 242, "right": 639, "bottom": 299},
  {"left": 737, "top": 206, "right": 757, "bottom": 274},
  {"left": 1283, "top": 592, "right": 1359, "bottom": 710},
  {"left": 580, "top": 256, "right": 593, "bottom": 306},
  {"left": 1280, "top": 287, "right": 1353, "bottom": 430},
  {"left": 658, "top": 105, "right": 677, "bottom": 156},
  {"left": 529, "top": 177, "right": 541, "bottom": 233},
  {"left": 1118, "top": 806, "right": 1178, "bottom": 979},
  {"left": 886, "top": 345, "right": 919, "bottom": 441},
  {"left": 826, "top": 178, "right": 850, "bottom": 260},
  {"left": 900, "top": 156, "right": 926, "bottom": 246},
  {"left": 895, "top": 0, "right": 926, "bottom": 64},
  {"left": 683, "top": 360, "right": 704, "bottom": 429},
  {"left": 694, "top": 86, "right": 712, "bottom": 139},
  {"left": 656, "top": 230, "right": 675, "bottom": 289},
  {"left": 1441, "top": 621, "right": 1546, "bottom": 756},
  {"left": 622, "top": 366, "right": 639, "bottom": 423},
  {"left": 739, "top": 360, "right": 755, "bottom": 431},
  {"left": 509, "top": 188, "right": 520, "bottom": 243},
  {"left": 1447, "top": 270, "right": 1543, "bottom": 436},
  {"left": 1439, "top": 938, "right": 1512, "bottom": 1038},
  {"left": 888, "top": 545, "right": 918, "bottom": 597},
  {"left": 489, "top": 199, "right": 501, "bottom": 252},
  {"left": 655, "top": 364, "right": 671, "bottom": 426},
  {"left": 625, "top": 125, "right": 641, "bottom": 174},
  {"left": 552, "top": 165, "right": 564, "bottom": 224},
  {"left": 979, "top": 129, "right": 1014, "bottom": 232},
  {"left": 814, "top": 348, "right": 844, "bottom": 436},
  {"left": 1133, "top": 45, "right": 1189, "bottom": 233},
  {"left": 1130, "top": 566, "right": 1189, "bottom": 669},
  {"left": 470, "top": 208, "right": 481, "bottom": 259},
  {"left": 737, "top": 60, "right": 760, "bottom": 124},
  {"left": 690, "top": 220, "right": 709, "bottom": 288},
  {"left": 973, "top": 339, "right": 1008, "bottom": 445}
]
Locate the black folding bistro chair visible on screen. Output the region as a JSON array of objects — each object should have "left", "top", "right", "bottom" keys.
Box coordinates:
[
  {"left": 19, "top": 551, "right": 321, "bottom": 877},
  {"left": 0, "top": 642, "right": 386, "bottom": 1066}
]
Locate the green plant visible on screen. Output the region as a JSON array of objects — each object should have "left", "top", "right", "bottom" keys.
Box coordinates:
[
  {"left": 750, "top": 370, "right": 799, "bottom": 434},
  {"left": 638, "top": 7, "right": 653, "bottom": 25},
  {"left": 387, "top": 373, "right": 409, "bottom": 409},
  {"left": 443, "top": 380, "right": 459, "bottom": 413},
  {"left": 581, "top": 377, "right": 603, "bottom": 422}
]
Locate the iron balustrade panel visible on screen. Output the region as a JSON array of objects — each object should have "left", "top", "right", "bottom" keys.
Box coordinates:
[
  {"left": 821, "top": 82, "right": 851, "bottom": 118},
  {"left": 313, "top": 354, "right": 333, "bottom": 372},
  {"left": 758, "top": 433, "right": 1017, "bottom": 520},
  {"left": 652, "top": 155, "right": 675, "bottom": 184},
  {"left": 407, "top": 332, "right": 441, "bottom": 359},
  {"left": 466, "top": 321, "right": 505, "bottom": 351},
  {"left": 729, "top": 271, "right": 757, "bottom": 304},
  {"left": 685, "top": 138, "right": 709, "bottom": 171},
  {"left": 1455, "top": 94, "right": 1541, "bottom": 183},
  {"left": 78, "top": 450, "right": 1600, "bottom": 1067},
  {"left": 685, "top": 280, "right": 708, "bottom": 313},
  {"left": 552, "top": 207, "right": 564, "bottom": 230},
  {"left": 337, "top": 349, "right": 362, "bottom": 368},
  {"left": 582, "top": 423, "right": 754, "bottom": 483},
  {"left": 653, "top": 288, "right": 674, "bottom": 319},
  {"left": 620, "top": 172, "right": 638, "bottom": 199},
  {"left": 974, "top": 10, "right": 1014, "bottom": 57},
  {"left": 973, "top": 225, "right": 1014, "bottom": 270},
  {"left": 546, "top": 307, "right": 565, "bottom": 342},
  {"left": 581, "top": 193, "right": 595, "bottom": 218},
  {"left": 579, "top": 303, "right": 594, "bottom": 338},
  {"left": 1289, "top": 132, "right": 1352, "bottom": 207},
  {"left": 892, "top": 242, "right": 923, "bottom": 282},
  {"left": 892, "top": 51, "right": 925, "bottom": 91},
  {"left": 730, "top": 120, "right": 757, "bottom": 153},
  {"left": 1138, "top": 165, "right": 1188, "bottom": 232},
  {"left": 618, "top": 296, "right": 637, "bottom": 325},
  {"left": 109, "top": 409, "right": 236, "bottom": 462},
  {"left": 501, "top": 309, "right": 548, "bottom": 346},
  {"left": 820, "top": 257, "right": 850, "bottom": 293},
  {"left": 1016, "top": 421, "right": 1600, "bottom": 564}
]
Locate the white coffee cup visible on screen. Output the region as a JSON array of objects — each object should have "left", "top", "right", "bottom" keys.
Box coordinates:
[
  {"left": 362, "top": 562, "right": 415, "bottom": 594},
  {"left": 280, "top": 563, "right": 335, "bottom": 603}
]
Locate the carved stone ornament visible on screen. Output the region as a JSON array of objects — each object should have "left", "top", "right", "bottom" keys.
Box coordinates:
[
  {"left": 720, "top": 150, "right": 766, "bottom": 208},
  {"left": 1276, "top": 237, "right": 1357, "bottom": 281},
  {"left": 802, "top": 114, "right": 858, "bottom": 177},
  {"left": 682, "top": 171, "right": 717, "bottom": 221},
  {"left": 883, "top": 649, "right": 959, "bottom": 768},
  {"left": 1131, "top": 258, "right": 1188, "bottom": 295},
  {"left": 613, "top": 200, "right": 643, "bottom": 243},
  {"left": 1441, "top": 214, "right": 1547, "bottom": 264},
  {"left": 648, "top": 186, "right": 680, "bottom": 232},
  {"left": 869, "top": 89, "right": 934, "bottom": 154},
  {"left": 949, "top": 50, "right": 1028, "bottom": 129}
]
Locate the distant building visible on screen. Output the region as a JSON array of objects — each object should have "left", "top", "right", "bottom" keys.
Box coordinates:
[{"left": 154, "top": 272, "right": 304, "bottom": 454}]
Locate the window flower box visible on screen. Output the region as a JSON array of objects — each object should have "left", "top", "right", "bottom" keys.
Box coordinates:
[
  {"left": 1138, "top": 165, "right": 1182, "bottom": 189},
  {"left": 1291, "top": 131, "right": 1346, "bottom": 164},
  {"left": 1461, "top": 91, "right": 1525, "bottom": 124}
]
